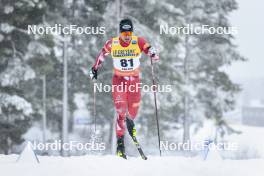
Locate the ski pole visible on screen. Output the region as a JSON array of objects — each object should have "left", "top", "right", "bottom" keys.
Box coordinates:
[
  {"left": 93, "top": 83, "right": 96, "bottom": 132},
  {"left": 90, "top": 67, "right": 101, "bottom": 133},
  {"left": 150, "top": 58, "right": 162, "bottom": 156},
  {"left": 93, "top": 80, "right": 97, "bottom": 133}
]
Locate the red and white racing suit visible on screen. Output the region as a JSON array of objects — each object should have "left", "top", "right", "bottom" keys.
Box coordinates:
[{"left": 93, "top": 36, "right": 151, "bottom": 137}]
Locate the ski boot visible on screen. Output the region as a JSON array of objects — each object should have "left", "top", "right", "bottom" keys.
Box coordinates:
[
  {"left": 126, "top": 117, "right": 137, "bottom": 138},
  {"left": 116, "top": 136, "right": 127, "bottom": 159}
]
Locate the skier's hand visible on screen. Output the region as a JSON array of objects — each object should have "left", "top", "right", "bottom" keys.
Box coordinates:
[
  {"left": 90, "top": 67, "right": 97, "bottom": 80},
  {"left": 148, "top": 47, "right": 159, "bottom": 62},
  {"left": 151, "top": 54, "right": 159, "bottom": 62}
]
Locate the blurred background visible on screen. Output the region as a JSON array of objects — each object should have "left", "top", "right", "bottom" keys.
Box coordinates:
[{"left": 0, "top": 0, "right": 263, "bottom": 159}]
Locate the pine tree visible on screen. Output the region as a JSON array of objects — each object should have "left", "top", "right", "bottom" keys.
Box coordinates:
[
  {"left": 174, "top": 0, "right": 245, "bottom": 142},
  {"left": 0, "top": 0, "right": 47, "bottom": 154}
]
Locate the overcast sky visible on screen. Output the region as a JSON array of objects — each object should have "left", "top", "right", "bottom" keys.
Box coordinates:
[{"left": 226, "top": 0, "right": 264, "bottom": 80}]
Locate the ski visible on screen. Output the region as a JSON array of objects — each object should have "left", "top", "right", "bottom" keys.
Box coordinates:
[
  {"left": 130, "top": 136, "right": 148, "bottom": 160},
  {"left": 126, "top": 117, "right": 147, "bottom": 160}
]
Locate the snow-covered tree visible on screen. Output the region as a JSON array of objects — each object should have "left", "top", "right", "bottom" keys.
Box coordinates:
[
  {"left": 0, "top": 0, "right": 47, "bottom": 154},
  {"left": 174, "top": 0, "right": 245, "bottom": 142}
]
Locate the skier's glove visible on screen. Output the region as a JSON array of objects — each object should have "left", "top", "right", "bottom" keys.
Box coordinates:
[
  {"left": 90, "top": 67, "right": 97, "bottom": 80},
  {"left": 148, "top": 46, "right": 159, "bottom": 62}
]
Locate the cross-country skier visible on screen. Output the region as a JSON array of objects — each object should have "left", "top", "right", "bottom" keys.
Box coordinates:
[{"left": 90, "top": 18, "right": 159, "bottom": 159}]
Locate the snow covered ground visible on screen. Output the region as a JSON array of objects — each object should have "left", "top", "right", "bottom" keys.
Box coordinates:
[
  {"left": 192, "top": 122, "right": 264, "bottom": 159},
  {"left": 1, "top": 124, "right": 264, "bottom": 176},
  {"left": 0, "top": 154, "right": 263, "bottom": 176},
  {"left": 223, "top": 124, "right": 264, "bottom": 159}
]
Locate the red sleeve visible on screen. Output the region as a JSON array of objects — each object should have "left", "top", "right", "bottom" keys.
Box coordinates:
[
  {"left": 103, "top": 39, "right": 112, "bottom": 53},
  {"left": 93, "top": 39, "right": 112, "bottom": 69},
  {"left": 138, "top": 37, "right": 151, "bottom": 54}
]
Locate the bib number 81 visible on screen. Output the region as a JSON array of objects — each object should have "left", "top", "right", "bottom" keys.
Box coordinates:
[{"left": 120, "top": 59, "right": 133, "bottom": 67}]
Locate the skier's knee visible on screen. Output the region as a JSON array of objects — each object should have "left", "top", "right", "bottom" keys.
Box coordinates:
[
  {"left": 116, "top": 107, "right": 126, "bottom": 119},
  {"left": 128, "top": 104, "right": 140, "bottom": 119}
]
